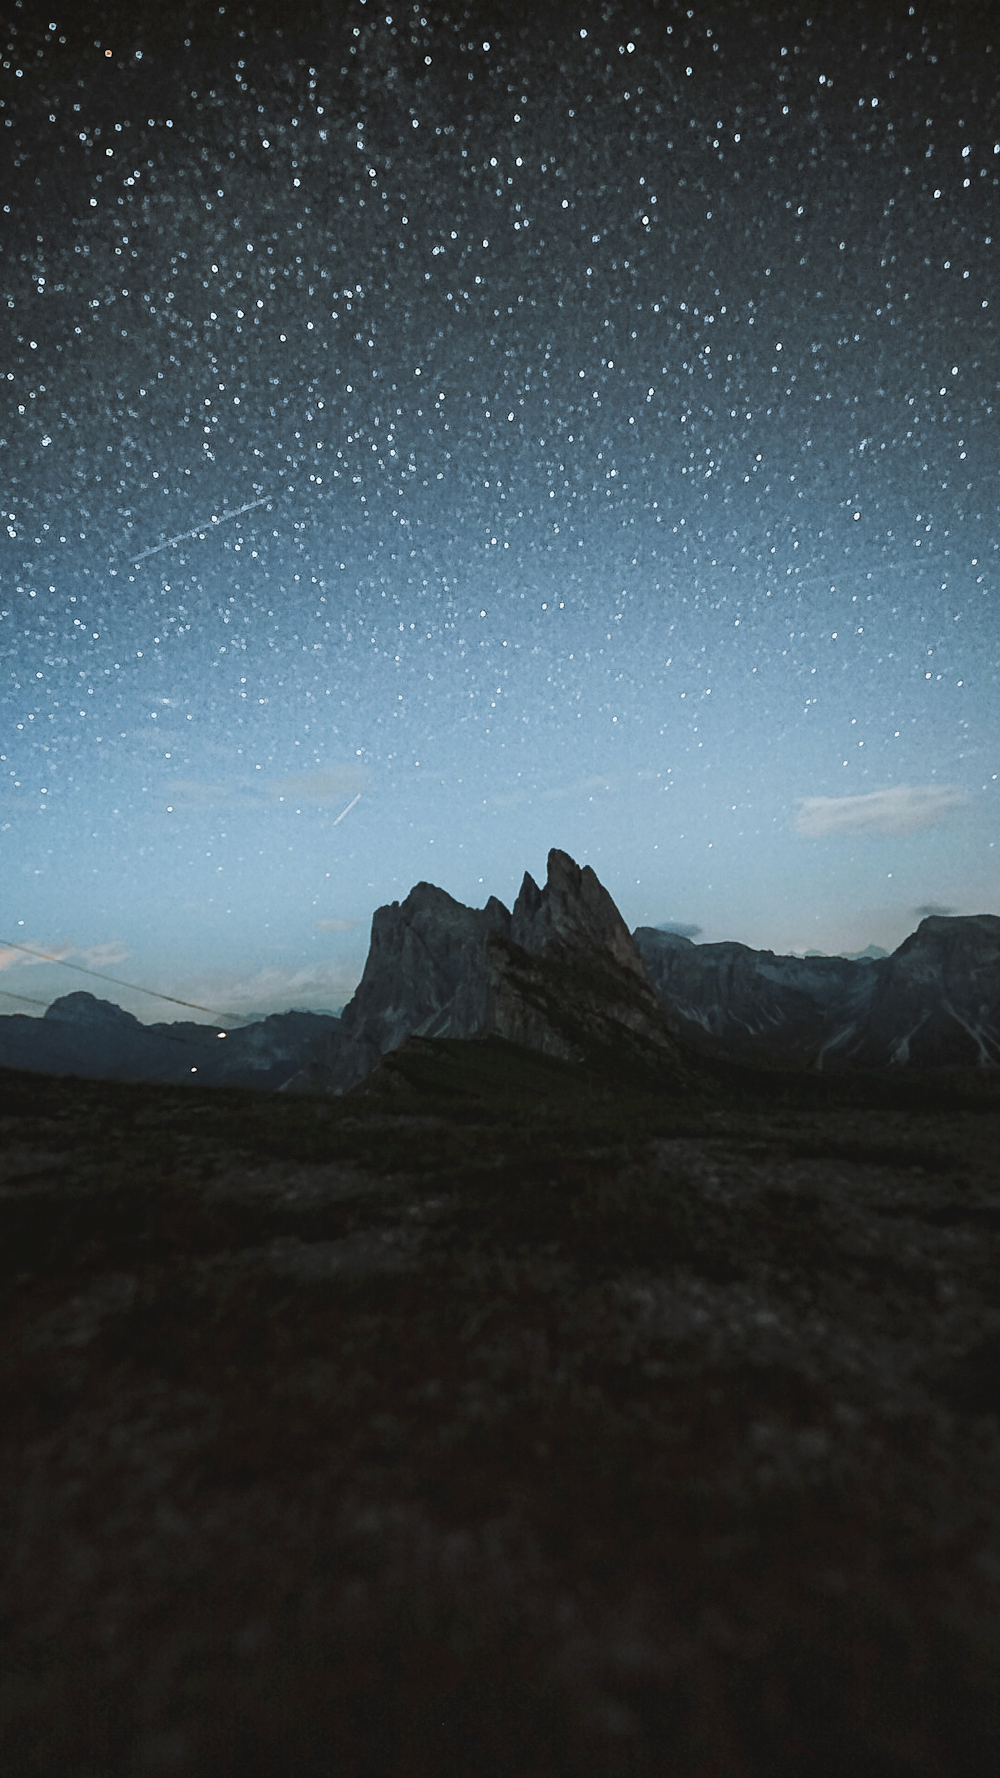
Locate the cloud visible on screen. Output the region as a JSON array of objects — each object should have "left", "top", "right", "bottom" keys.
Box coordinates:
[
  {"left": 655, "top": 921, "right": 703, "bottom": 940},
  {"left": 0, "top": 938, "right": 75, "bottom": 972},
  {"left": 267, "top": 765, "right": 370, "bottom": 804},
  {"left": 1, "top": 943, "right": 56, "bottom": 972},
  {"left": 314, "top": 917, "right": 359, "bottom": 934},
  {"left": 540, "top": 773, "right": 615, "bottom": 802},
  {"left": 793, "top": 784, "right": 968, "bottom": 838},
  {"left": 492, "top": 773, "right": 616, "bottom": 809},
  {"left": 161, "top": 763, "right": 370, "bottom": 813},
  {"left": 181, "top": 959, "right": 363, "bottom": 1017},
  {"left": 0, "top": 937, "right": 128, "bottom": 973},
  {"left": 77, "top": 940, "right": 131, "bottom": 968},
  {"left": 913, "top": 902, "right": 957, "bottom": 918},
  {"left": 165, "top": 777, "right": 230, "bottom": 810}
]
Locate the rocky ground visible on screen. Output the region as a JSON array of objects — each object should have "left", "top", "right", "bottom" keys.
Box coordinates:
[{"left": 2, "top": 1040, "right": 1000, "bottom": 1776}]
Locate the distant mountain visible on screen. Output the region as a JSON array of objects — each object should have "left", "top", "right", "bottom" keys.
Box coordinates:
[
  {"left": 634, "top": 914, "right": 1000, "bottom": 1071},
  {"left": 0, "top": 992, "right": 338, "bottom": 1090},
  {"left": 803, "top": 944, "right": 890, "bottom": 961},
  {"left": 1, "top": 860, "right": 997, "bottom": 1092}
]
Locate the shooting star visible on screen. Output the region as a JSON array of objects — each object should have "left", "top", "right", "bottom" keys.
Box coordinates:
[
  {"left": 331, "top": 793, "right": 362, "bottom": 827},
  {"left": 130, "top": 496, "right": 274, "bottom": 565}
]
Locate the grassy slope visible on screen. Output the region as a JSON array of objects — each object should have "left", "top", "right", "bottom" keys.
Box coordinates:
[{"left": 2, "top": 1043, "right": 1000, "bottom": 1776}]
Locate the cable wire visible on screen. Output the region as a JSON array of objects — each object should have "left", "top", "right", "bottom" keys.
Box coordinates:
[{"left": 0, "top": 939, "right": 248, "bottom": 1026}]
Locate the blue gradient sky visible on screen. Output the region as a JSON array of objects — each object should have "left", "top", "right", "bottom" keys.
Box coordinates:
[{"left": 2, "top": 0, "right": 998, "bottom": 1021}]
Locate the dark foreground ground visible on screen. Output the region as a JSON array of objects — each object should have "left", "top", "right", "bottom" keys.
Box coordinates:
[{"left": 2, "top": 1039, "right": 1000, "bottom": 1777}]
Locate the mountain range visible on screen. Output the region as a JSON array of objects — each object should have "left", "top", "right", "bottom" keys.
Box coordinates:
[
  {"left": 1, "top": 850, "right": 997, "bottom": 1089},
  {"left": 634, "top": 911, "right": 1000, "bottom": 1071}
]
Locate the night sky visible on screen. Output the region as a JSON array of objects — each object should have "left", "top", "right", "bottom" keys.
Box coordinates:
[{"left": 2, "top": 0, "right": 998, "bottom": 1023}]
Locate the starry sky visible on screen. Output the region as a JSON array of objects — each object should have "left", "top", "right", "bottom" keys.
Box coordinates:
[{"left": 2, "top": 0, "right": 998, "bottom": 1023}]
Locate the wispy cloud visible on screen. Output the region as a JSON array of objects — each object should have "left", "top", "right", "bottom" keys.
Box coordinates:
[
  {"left": 267, "top": 765, "right": 370, "bottom": 804},
  {"left": 540, "top": 772, "right": 615, "bottom": 802},
  {"left": 181, "top": 959, "right": 362, "bottom": 1017},
  {"left": 163, "top": 763, "right": 370, "bottom": 813},
  {"left": 77, "top": 940, "right": 131, "bottom": 968},
  {"left": 0, "top": 936, "right": 128, "bottom": 973},
  {"left": 492, "top": 773, "right": 616, "bottom": 810},
  {"left": 794, "top": 784, "right": 968, "bottom": 838},
  {"left": 655, "top": 921, "right": 703, "bottom": 939},
  {"left": 314, "top": 917, "right": 359, "bottom": 934},
  {"left": 0, "top": 939, "right": 72, "bottom": 972},
  {"left": 165, "top": 778, "right": 230, "bottom": 810},
  {"left": 913, "top": 902, "right": 958, "bottom": 918}
]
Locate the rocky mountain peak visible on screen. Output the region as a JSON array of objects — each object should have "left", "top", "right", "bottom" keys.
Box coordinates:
[
  {"left": 898, "top": 914, "right": 1000, "bottom": 967},
  {"left": 511, "top": 848, "right": 646, "bottom": 979},
  {"left": 296, "top": 848, "right": 691, "bottom": 1093},
  {"left": 43, "top": 992, "right": 140, "bottom": 1027}
]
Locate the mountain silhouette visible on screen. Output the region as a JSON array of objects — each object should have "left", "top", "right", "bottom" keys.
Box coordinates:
[{"left": 0, "top": 855, "right": 997, "bottom": 1089}]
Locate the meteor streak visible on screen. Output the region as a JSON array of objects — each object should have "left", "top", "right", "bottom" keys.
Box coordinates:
[
  {"left": 331, "top": 793, "right": 362, "bottom": 827},
  {"left": 130, "top": 496, "right": 273, "bottom": 564}
]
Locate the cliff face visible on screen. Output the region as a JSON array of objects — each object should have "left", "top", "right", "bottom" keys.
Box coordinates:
[
  {"left": 633, "top": 914, "right": 1000, "bottom": 1072},
  {"left": 856, "top": 915, "right": 1000, "bottom": 1068},
  {"left": 324, "top": 882, "right": 510, "bottom": 1090},
  {"left": 632, "top": 931, "right": 879, "bottom": 1070},
  {"left": 301, "top": 849, "right": 692, "bottom": 1094},
  {"left": 491, "top": 850, "right": 687, "bottom": 1075}
]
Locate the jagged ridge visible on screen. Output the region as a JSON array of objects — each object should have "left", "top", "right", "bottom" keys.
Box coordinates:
[
  {"left": 299, "top": 848, "right": 693, "bottom": 1093},
  {"left": 634, "top": 913, "right": 1000, "bottom": 1071}
]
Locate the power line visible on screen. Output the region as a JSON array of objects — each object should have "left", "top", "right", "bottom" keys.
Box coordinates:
[
  {"left": 0, "top": 987, "right": 53, "bottom": 1010},
  {"left": 0, "top": 940, "right": 248, "bottom": 1025},
  {"left": 0, "top": 981, "right": 230, "bottom": 1053}
]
